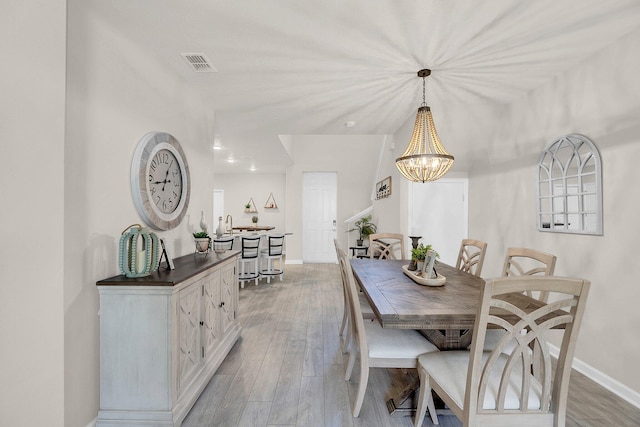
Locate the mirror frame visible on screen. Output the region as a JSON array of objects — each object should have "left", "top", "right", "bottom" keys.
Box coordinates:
[{"left": 537, "top": 134, "right": 603, "bottom": 235}]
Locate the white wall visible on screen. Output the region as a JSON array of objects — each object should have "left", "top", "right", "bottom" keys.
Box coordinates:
[
  {"left": 0, "top": 2, "right": 66, "bottom": 426},
  {"left": 285, "top": 135, "right": 383, "bottom": 262},
  {"left": 371, "top": 135, "right": 406, "bottom": 235},
  {"left": 214, "top": 173, "right": 286, "bottom": 234},
  {"left": 63, "top": 2, "right": 216, "bottom": 425},
  {"left": 468, "top": 27, "right": 640, "bottom": 398}
]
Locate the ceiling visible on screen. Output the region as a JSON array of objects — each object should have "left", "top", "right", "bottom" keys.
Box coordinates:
[{"left": 91, "top": 0, "right": 640, "bottom": 173}]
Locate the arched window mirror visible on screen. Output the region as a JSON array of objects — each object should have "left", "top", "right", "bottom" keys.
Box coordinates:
[{"left": 537, "top": 134, "right": 602, "bottom": 235}]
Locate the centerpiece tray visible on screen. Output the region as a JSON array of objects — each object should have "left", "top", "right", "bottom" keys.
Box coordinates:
[{"left": 402, "top": 264, "right": 446, "bottom": 287}]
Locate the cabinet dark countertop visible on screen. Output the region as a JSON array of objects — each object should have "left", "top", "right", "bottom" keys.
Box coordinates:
[{"left": 96, "top": 250, "right": 240, "bottom": 287}]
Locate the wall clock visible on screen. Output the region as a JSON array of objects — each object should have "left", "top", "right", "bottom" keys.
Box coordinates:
[{"left": 131, "top": 132, "right": 190, "bottom": 230}]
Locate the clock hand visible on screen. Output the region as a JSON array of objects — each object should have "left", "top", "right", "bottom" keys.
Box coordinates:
[{"left": 162, "top": 169, "right": 170, "bottom": 191}]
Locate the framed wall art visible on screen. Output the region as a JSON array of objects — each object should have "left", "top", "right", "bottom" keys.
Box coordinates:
[{"left": 376, "top": 176, "right": 392, "bottom": 200}]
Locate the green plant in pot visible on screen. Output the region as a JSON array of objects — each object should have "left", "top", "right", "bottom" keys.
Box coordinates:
[
  {"left": 193, "top": 231, "right": 211, "bottom": 253},
  {"left": 411, "top": 243, "right": 439, "bottom": 269},
  {"left": 348, "top": 214, "right": 377, "bottom": 246},
  {"left": 251, "top": 215, "right": 259, "bottom": 225}
]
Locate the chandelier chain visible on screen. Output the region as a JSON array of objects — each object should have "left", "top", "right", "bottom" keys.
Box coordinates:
[{"left": 422, "top": 75, "right": 427, "bottom": 106}]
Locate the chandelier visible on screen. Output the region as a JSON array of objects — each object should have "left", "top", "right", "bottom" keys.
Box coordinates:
[{"left": 395, "top": 69, "right": 454, "bottom": 183}]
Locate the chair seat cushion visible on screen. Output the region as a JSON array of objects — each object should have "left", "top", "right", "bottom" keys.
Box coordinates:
[
  {"left": 365, "top": 321, "right": 438, "bottom": 360},
  {"left": 418, "top": 351, "right": 542, "bottom": 411}
]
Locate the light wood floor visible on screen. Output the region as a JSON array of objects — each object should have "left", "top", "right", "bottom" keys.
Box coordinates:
[{"left": 182, "top": 263, "right": 640, "bottom": 427}]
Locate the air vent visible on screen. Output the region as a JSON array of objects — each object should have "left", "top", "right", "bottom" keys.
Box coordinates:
[{"left": 180, "top": 53, "right": 217, "bottom": 73}]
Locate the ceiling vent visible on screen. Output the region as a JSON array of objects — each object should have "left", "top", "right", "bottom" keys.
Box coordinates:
[{"left": 180, "top": 53, "right": 217, "bottom": 73}]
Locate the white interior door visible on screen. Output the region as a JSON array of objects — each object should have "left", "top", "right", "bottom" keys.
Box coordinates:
[
  {"left": 303, "top": 172, "right": 337, "bottom": 263},
  {"left": 408, "top": 179, "right": 468, "bottom": 265}
]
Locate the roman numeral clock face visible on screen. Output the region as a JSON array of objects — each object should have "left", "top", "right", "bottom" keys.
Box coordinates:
[{"left": 131, "top": 132, "right": 190, "bottom": 230}]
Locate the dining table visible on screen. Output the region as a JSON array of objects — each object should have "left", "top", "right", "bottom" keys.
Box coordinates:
[{"left": 349, "top": 257, "right": 551, "bottom": 416}]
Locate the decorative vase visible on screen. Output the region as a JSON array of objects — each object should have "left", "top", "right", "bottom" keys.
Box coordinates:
[
  {"left": 199, "top": 210, "right": 208, "bottom": 234},
  {"left": 216, "top": 216, "right": 223, "bottom": 238},
  {"left": 194, "top": 237, "right": 210, "bottom": 253},
  {"left": 417, "top": 260, "right": 425, "bottom": 271},
  {"left": 119, "top": 224, "right": 160, "bottom": 278}
]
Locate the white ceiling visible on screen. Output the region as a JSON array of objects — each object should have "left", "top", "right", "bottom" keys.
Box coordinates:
[{"left": 91, "top": 0, "right": 640, "bottom": 173}]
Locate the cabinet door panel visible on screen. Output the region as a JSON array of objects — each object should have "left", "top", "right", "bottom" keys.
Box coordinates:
[
  {"left": 202, "top": 272, "right": 222, "bottom": 357},
  {"left": 221, "top": 262, "right": 236, "bottom": 335},
  {"left": 178, "top": 284, "right": 201, "bottom": 395}
]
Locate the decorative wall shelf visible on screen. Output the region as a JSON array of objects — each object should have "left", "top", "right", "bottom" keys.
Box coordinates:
[
  {"left": 244, "top": 198, "right": 258, "bottom": 213},
  {"left": 264, "top": 192, "right": 278, "bottom": 209}
]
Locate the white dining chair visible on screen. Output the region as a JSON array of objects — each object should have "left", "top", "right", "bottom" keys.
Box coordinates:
[
  {"left": 455, "top": 239, "right": 488, "bottom": 277},
  {"left": 503, "top": 247, "right": 557, "bottom": 302},
  {"left": 337, "top": 247, "right": 439, "bottom": 421},
  {"left": 482, "top": 247, "right": 558, "bottom": 353},
  {"left": 414, "top": 275, "right": 590, "bottom": 427},
  {"left": 368, "top": 233, "right": 405, "bottom": 260},
  {"left": 333, "top": 239, "right": 376, "bottom": 354}
]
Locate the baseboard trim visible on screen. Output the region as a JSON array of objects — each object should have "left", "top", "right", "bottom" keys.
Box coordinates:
[
  {"left": 549, "top": 344, "right": 640, "bottom": 409},
  {"left": 85, "top": 417, "right": 97, "bottom": 427}
]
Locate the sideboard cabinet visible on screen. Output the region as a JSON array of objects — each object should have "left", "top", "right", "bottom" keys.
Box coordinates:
[{"left": 96, "top": 251, "right": 241, "bottom": 427}]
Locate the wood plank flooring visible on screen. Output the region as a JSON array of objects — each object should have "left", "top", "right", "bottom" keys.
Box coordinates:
[{"left": 182, "top": 263, "right": 640, "bottom": 427}]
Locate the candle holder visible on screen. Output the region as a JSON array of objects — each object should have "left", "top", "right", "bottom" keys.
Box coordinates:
[
  {"left": 407, "top": 235, "right": 422, "bottom": 271},
  {"left": 118, "top": 224, "right": 160, "bottom": 277}
]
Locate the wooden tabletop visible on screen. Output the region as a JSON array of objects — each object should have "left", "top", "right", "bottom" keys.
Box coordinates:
[
  {"left": 351, "top": 258, "right": 486, "bottom": 330},
  {"left": 350, "top": 258, "right": 547, "bottom": 349}
]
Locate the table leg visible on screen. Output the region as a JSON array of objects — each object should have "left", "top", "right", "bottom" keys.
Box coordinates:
[
  {"left": 386, "top": 380, "right": 451, "bottom": 418},
  {"left": 420, "top": 329, "right": 473, "bottom": 350},
  {"left": 386, "top": 376, "right": 420, "bottom": 417},
  {"left": 385, "top": 329, "right": 473, "bottom": 417}
]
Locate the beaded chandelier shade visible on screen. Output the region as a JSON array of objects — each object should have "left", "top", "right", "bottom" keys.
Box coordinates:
[{"left": 395, "top": 69, "right": 454, "bottom": 183}]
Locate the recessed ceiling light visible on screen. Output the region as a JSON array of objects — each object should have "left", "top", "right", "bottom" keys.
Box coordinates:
[
  {"left": 226, "top": 157, "right": 236, "bottom": 163},
  {"left": 213, "top": 144, "right": 222, "bottom": 150},
  {"left": 249, "top": 165, "right": 256, "bottom": 171},
  {"left": 345, "top": 121, "right": 356, "bottom": 128}
]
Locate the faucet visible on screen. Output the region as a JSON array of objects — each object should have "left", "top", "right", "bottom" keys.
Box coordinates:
[{"left": 225, "top": 214, "right": 233, "bottom": 234}]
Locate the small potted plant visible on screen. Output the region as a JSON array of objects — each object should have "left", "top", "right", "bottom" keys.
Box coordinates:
[
  {"left": 348, "top": 214, "right": 377, "bottom": 246},
  {"left": 193, "top": 231, "right": 211, "bottom": 253},
  {"left": 252, "top": 216, "right": 259, "bottom": 225},
  {"left": 411, "top": 243, "right": 438, "bottom": 270}
]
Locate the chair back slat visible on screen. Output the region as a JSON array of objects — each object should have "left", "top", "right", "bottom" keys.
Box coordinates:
[
  {"left": 337, "top": 247, "right": 368, "bottom": 355},
  {"left": 241, "top": 236, "right": 261, "bottom": 259},
  {"left": 212, "top": 236, "right": 234, "bottom": 251},
  {"left": 467, "top": 276, "right": 590, "bottom": 423},
  {"left": 266, "top": 234, "right": 285, "bottom": 256},
  {"left": 456, "top": 239, "right": 488, "bottom": 277},
  {"left": 502, "top": 247, "right": 557, "bottom": 302},
  {"left": 368, "top": 233, "right": 405, "bottom": 260}
]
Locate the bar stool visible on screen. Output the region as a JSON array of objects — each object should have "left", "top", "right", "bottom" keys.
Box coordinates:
[
  {"left": 260, "top": 234, "right": 285, "bottom": 284},
  {"left": 212, "top": 236, "right": 234, "bottom": 251},
  {"left": 238, "top": 235, "right": 261, "bottom": 288}
]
